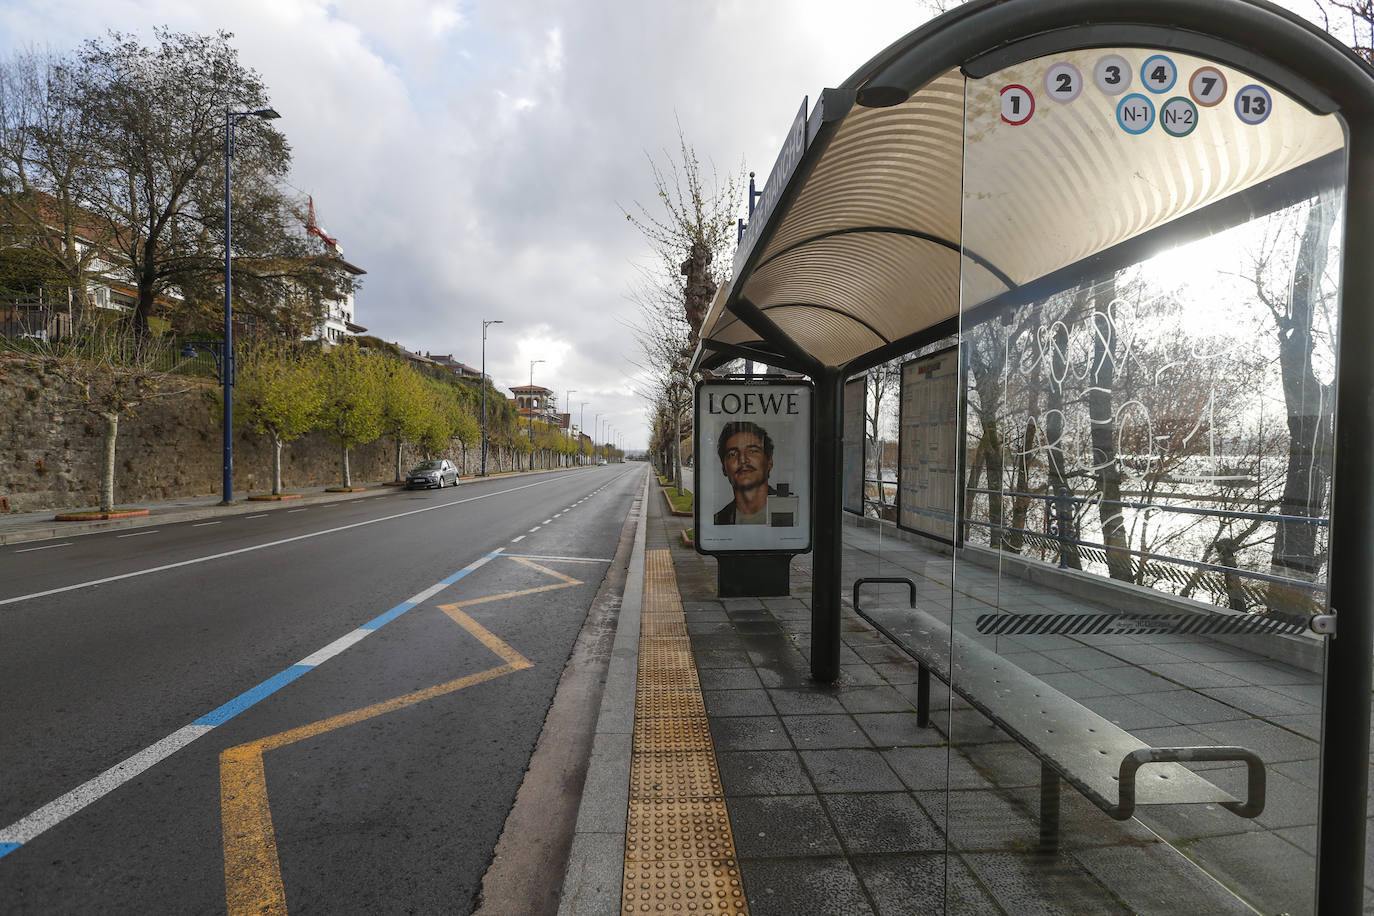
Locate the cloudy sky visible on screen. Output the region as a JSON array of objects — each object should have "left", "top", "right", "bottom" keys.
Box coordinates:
[{"left": 0, "top": 0, "right": 941, "bottom": 448}]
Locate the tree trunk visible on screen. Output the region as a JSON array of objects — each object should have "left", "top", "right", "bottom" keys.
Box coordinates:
[
  {"left": 342, "top": 442, "right": 352, "bottom": 488},
  {"left": 1088, "top": 277, "right": 1133, "bottom": 582},
  {"left": 1044, "top": 318, "right": 1081, "bottom": 570},
  {"left": 1269, "top": 194, "right": 1337, "bottom": 611},
  {"left": 272, "top": 433, "right": 284, "bottom": 496},
  {"left": 100, "top": 411, "right": 118, "bottom": 512},
  {"left": 394, "top": 436, "right": 404, "bottom": 483}
]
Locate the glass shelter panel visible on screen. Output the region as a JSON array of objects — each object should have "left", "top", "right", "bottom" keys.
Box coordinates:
[{"left": 953, "top": 48, "right": 1344, "bottom": 914}]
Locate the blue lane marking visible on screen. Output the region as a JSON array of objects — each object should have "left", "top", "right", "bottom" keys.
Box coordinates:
[
  {"left": 440, "top": 557, "right": 492, "bottom": 586},
  {"left": 192, "top": 665, "right": 314, "bottom": 726},
  {"left": 361, "top": 601, "right": 417, "bottom": 630},
  {"left": 0, "top": 843, "right": 20, "bottom": 859}
]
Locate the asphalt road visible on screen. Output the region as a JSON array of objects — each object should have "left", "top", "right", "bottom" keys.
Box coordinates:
[{"left": 0, "top": 462, "right": 645, "bottom": 914}]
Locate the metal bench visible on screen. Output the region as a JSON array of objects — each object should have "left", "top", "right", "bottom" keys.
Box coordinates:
[{"left": 852, "top": 578, "right": 1266, "bottom": 849}]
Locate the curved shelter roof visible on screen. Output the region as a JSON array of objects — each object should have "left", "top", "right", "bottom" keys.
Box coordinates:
[{"left": 695, "top": 0, "right": 1373, "bottom": 375}]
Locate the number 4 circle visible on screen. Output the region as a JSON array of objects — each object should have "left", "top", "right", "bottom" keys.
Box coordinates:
[{"left": 1001, "top": 84, "right": 1035, "bottom": 125}]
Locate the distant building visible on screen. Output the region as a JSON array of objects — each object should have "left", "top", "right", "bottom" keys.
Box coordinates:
[
  {"left": 424, "top": 352, "right": 483, "bottom": 381},
  {"left": 303, "top": 198, "right": 367, "bottom": 345},
  {"left": 509, "top": 384, "right": 565, "bottom": 428}
]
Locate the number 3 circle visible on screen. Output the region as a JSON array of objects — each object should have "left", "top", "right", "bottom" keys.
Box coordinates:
[{"left": 1001, "top": 84, "right": 1035, "bottom": 125}]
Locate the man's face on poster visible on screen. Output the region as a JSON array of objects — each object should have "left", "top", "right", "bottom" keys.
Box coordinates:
[{"left": 720, "top": 430, "right": 772, "bottom": 494}]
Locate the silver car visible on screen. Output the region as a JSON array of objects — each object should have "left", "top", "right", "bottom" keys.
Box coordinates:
[{"left": 405, "top": 459, "right": 459, "bottom": 489}]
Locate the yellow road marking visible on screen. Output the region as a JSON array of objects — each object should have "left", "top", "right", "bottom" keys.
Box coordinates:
[{"left": 221, "top": 562, "right": 583, "bottom": 915}]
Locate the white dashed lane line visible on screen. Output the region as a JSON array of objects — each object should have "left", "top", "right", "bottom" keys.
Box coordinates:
[
  {"left": 116, "top": 531, "right": 160, "bottom": 539},
  {"left": 192, "top": 522, "right": 220, "bottom": 528},
  {"left": 15, "top": 543, "right": 72, "bottom": 553}
]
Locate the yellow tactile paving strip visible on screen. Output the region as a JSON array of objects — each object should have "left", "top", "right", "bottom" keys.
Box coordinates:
[{"left": 622, "top": 550, "right": 749, "bottom": 914}]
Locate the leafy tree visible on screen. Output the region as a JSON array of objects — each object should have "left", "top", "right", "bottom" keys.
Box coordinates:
[
  {"left": 62, "top": 29, "right": 351, "bottom": 338},
  {"left": 379, "top": 361, "right": 433, "bottom": 482},
  {"left": 0, "top": 50, "right": 111, "bottom": 324},
  {"left": 234, "top": 341, "right": 322, "bottom": 495},
  {"left": 317, "top": 343, "right": 384, "bottom": 487}
]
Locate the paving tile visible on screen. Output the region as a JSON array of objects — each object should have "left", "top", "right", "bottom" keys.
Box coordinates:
[
  {"left": 1181, "top": 830, "right": 1315, "bottom": 915},
  {"left": 709, "top": 715, "right": 793, "bottom": 752},
  {"left": 1084, "top": 664, "right": 1177, "bottom": 694},
  {"left": 963, "top": 850, "right": 1131, "bottom": 914},
  {"left": 823, "top": 792, "right": 944, "bottom": 853},
  {"left": 1073, "top": 842, "right": 1255, "bottom": 914},
  {"left": 767, "top": 687, "right": 846, "bottom": 716},
  {"left": 855, "top": 712, "right": 943, "bottom": 749},
  {"left": 1076, "top": 694, "right": 1180, "bottom": 730},
  {"left": 736, "top": 856, "right": 875, "bottom": 916},
  {"left": 781, "top": 714, "right": 869, "bottom": 750},
  {"left": 1145, "top": 663, "right": 1249, "bottom": 690},
  {"left": 837, "top": 685, "right": 915, "bottom": 714},
  {"left": 917, "top": 789, "right": 1037, "bottom": 852},
  {"left": 801, "top": 749, "right": 905, "bottom": 793},
  {"left": 854, "top": 853, "right": 1000, "bottom": 915},
  {"left": 702, "top": 688, "right": 776, "bottom": 717},
  {"left": 693, "top": 647, "right": 754, "bottom": 669},
  {"left": 716, "top": 750, "right": 814, "bottom": 796},
  {"left": 1198, "top": 686, "right": 1319, "bottom": 718},
  {"left": 697, "top": 667, "right": 765, "bottom": 691},
  {"left": 1132, "top": 688, "right": 1251, "bottom": 726},
  {"left": 726, "top": 794, "right": 843, "bottom": 858},
  {"left": 1191, "top": 718, "right": 1318, "bottom": 765},
  {"left": 835, "top": 664, "right": 889, "bottom": 687}
]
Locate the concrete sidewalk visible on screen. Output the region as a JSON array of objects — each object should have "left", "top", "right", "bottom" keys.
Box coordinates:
[{"left": 559, "top": 478, "right": 1277, "bottom": 915}]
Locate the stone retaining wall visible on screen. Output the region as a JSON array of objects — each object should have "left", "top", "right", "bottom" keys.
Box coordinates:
[{"left": 0, "top": 354, "right": 540, "bottom": 512}]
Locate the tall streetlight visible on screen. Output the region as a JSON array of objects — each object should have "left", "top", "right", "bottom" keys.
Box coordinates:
[
  {"left": 222, "top": 106, "right": 280, "bottom": 505},
  {"left": 579, "top": 401, "right": 588, "bottom": 465},
  {"left": 528, "top": 359, "right": 545, "bottom": 470},
  {"left": 564, "top": 389, "right": 577, "bottom": 465},
  {"left": 481, "top": 319, "right": 502, "bottom": 476},
  {"left": 593, "top": 412, "right": 602, "bottom": 463}
]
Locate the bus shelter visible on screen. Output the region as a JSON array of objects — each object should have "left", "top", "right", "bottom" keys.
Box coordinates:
[{"left": 691, "top": 1, "right": 1374, "bottom": 910}]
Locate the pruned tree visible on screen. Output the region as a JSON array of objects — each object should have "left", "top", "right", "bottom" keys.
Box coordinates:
[
  {"left": 234, "top": 341, "right": 322, "bottom": 495},
  {"left": 22, "top": 324, "right": 188, "bottom": 511},
  {"left": 379, "top": 361, "right": 433, "bottom": 483},
  {"left": 317, "top": 343, "right": 384, "bottom": 487},
  {"left": 622, "top": 126, "right": 741, "bottom": 350}
]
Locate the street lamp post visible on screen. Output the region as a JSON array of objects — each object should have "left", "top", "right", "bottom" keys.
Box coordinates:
[
  {"left": 528, "top": 359, "right": 545, "bottom": 470},
  {"left": 481, "top": 319, "right": 502, "bottom": 476},
  {"left": 222, "top": 106, "right": 280, "bottom": 506},
  {"left": 564, "top": 388, "right": 576, "bottom": 466},
  {"left": 579, "top": 401, "right": 587, "bottom": 465}
]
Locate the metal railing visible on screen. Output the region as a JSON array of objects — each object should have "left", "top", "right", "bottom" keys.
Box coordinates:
[{"left": 965, "top": 485, "right": 1328, "bottom": 599}]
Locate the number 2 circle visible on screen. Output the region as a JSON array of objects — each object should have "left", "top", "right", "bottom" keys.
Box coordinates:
[
  {"left": 1001, "top": 84, "right": 1035, "bottom": 125},
  {"left": 1044, "top": 63, "right": 1083, "bottom": 103}
]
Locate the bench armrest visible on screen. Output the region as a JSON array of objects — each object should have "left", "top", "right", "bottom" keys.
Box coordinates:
[{"left": 1118, "top": 746, "right": 1266, "bottom": 819}]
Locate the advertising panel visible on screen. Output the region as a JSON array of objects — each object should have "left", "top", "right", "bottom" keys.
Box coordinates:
[
  {"left": 695, "top": 379, "right": 812, "bottom": 554},
  {"left": 898, "top": 348, "right": 960, "bottom": 541},
  {"left": 843, "top": 376, "right": 866, "bottom": 514}
]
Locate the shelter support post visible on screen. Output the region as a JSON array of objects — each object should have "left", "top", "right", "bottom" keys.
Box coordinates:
[
  {"left": 1317, "top": 124, "right": 1374, "bottom": 914},
  {"left": 810, "top": 367, "right": 844, "bottom": 682}
]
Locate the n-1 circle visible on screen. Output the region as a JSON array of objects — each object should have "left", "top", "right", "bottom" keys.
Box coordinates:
[
  {"left": 1044, "top": 62, "right": 1083, "bottom": 103},
  {"left": 1235, "top": 84, "right": 1273, "bottom": 125},
  {"left": 1094, "top": 54, "right": 1132, "bottom": 95},
  {"left": 1116, "top": 93, "right": 1156, "bottom": 134},
  {"left": 1161, "top": 97, "right": 1199, "bottom": 137},
  {"left": 1190, "top": 66, "right": 1228, "bottom": 107},
  {"left": 1141, "top": 55, "right": 1178, "bottom": 93},
  {"left": 1000, "top": 84, "right": 1035, "bottom": 125}
]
